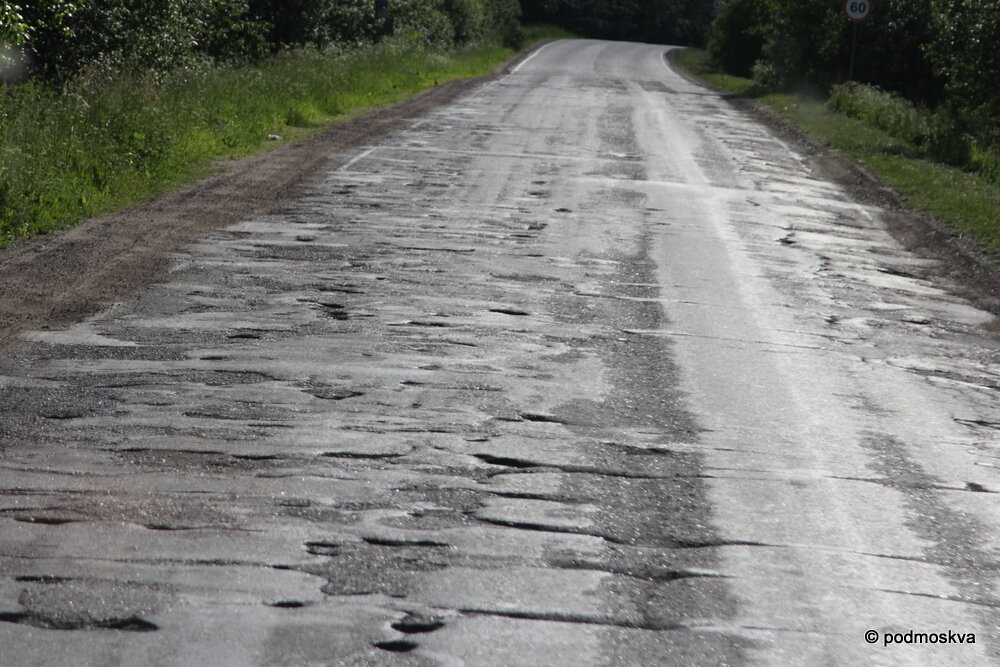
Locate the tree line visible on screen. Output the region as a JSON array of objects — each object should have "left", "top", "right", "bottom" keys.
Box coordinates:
[
  {"left": 0, "top": 0, "right": 523, "bottom": 80},
  {"left": 520, "top": 0, "right": 710, "bottom": 46},
  {"left": 707, "top": 0, "right": 1000, "bottom": 147},
  {"left": 4, "top": 0, "right": 997, "bottom": 150}
]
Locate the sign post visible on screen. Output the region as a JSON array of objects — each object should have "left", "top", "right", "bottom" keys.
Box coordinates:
[
  {"left": 375, "top": 0, "right": 393, "bottom": 38},
  {"left": 844, "top": 0, "right": 872, "bottom": 80}
]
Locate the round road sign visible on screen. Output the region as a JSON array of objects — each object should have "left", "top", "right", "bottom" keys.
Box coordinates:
[{"left": 845, "top": 0, "right": 872, "bottom": 21}]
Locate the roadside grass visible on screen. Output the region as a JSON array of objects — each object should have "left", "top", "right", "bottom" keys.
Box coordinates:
[
  {"left": 522, "top": 24, "right": 576, "bottom": 42},
  {"left": 0, "top": 27, "right": 571, "bottom": 248},
  {"left": 672, "top": 48, "right": 1000, "bottom": 254}
]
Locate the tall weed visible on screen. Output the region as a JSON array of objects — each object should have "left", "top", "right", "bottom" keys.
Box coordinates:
[
  {"left": 827, "top": 82, "right": 930, "bottom": 146},
  {"left": 828, "top": 81, "right": 1000, "bottom": 182}
]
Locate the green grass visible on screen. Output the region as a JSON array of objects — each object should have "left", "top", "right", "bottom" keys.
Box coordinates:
[
  {"left": 522, "top": 24, "right": 576, "bottom": 42},
  {"left": 0, "top": 31, "right": 568, "bottom": 248},
  {"left": 672, "top": 48, "right": 1000, "bottom": 254}
]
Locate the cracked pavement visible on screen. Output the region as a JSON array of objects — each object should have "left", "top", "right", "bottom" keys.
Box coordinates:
[{"left": 0, "top": 39, "right": 998, "bottom": 665}]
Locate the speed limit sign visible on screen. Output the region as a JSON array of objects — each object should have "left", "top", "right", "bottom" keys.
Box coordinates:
[{"left": 845, "top": 0, "right": 872, "bottom": 21}]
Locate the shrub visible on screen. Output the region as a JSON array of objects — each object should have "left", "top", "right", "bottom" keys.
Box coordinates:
[
  {"left": 828, "top": 82, "right": 931, "bottom": 146},
  {"left": 926, "top": 105, "right": 971, "bottom": 168},
  {"left": 483, "top": 0, "right": 523, "bottom": 48},
  {"left": 393, "top": 0, "right": 454, "bottom": 47},
  {"left": 248, "top": 0, "right": 376, "bottom": 50},
  {"left": 970, "top": 144, "right": 1000, "bottom": 187},
  {"left": 752, "top": 0, "right": 844, "bottom": 90},
  {"left": 10, "top": 0, "right": 522, "bottom": 80}
]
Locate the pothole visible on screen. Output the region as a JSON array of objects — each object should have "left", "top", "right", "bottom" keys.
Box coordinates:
[
  {"left": 391, "top": 616, "right": 445, "bottom": 634},
  {"left": 489, "top": 307, "right": 530, "bottom": 316},
  {"left": 473, "top": 453, "right": 540, "bottom": 469},
  {"left": 41, "top": 410, "right": 86, "bottom": 420},
  {"left": 307, "top": 388, "right": 364, "bottom": 401},
  {"left": 518, "top": 411, "right": 567, "bottom": 424},
  {"left": 321, "top": 451, "right": 405, "bottom": 460},
  {"left": 304, "top": 541, "right": 342, "bottom": 556},
  {"left": 0, "top": 613, "right": 160, "bottom": 632},
  {"left": 362, "top": 536, "right": 450, "bottom": 548},
  {"left": 374, "top": 639, "right": 418, "bottom": 653},
  {"left": 14, "top": 516, "right": 77, "bottom": 526},
  {"left": 268, "top": 600, "right": 309, "bottom": 608},
  {"left": 8, "top": 580, "right": 164, "bottom": 632}
]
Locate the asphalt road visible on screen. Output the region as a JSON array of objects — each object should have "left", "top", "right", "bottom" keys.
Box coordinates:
[{"left": 1, "top": 39, "right": 998, "bottom": 665}]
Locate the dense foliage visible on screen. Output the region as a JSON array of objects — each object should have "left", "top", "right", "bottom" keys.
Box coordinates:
[
  {"left": 520, "top": 0, "right": 711, "bottom": 45},
  {"left": 0, "top": 0, "right": 522, "bottom": 80},
  {"left": 926, "top": 0, "right": 1000, "bottom": 146},
  {"left": 707, "top": 0, "right": 1000, "bottom": 163},
  {"left": 708, "top": 0, "right": 941, "bottom": 97}
]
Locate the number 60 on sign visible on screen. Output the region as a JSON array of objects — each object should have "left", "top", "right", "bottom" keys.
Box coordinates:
[{"left": 845, "top": 0, "right": 871, "bottom": 21}]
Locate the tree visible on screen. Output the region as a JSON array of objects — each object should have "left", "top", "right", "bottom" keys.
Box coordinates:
[
  {"left": 2, "top": 1, "right": 80, "bottom": 80},
  {"left": 927, "top": 0, "right": 1000, "bottom": 141},
  {"left": 520, "top": 0, "right": 711, "bottom": 45},
  {"left": 707, "top": 0, "right": 769, "bottom": 77},
  {"left": 859, "top": 0, "right": 940, "bottom": 103},
  {"left": 750, "top": 0, "right": 844, "bottom": 89}
]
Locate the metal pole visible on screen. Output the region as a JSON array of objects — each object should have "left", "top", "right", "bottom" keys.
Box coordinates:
[{"left": 849, "top": 21, "right": 858, "bottom": 80}]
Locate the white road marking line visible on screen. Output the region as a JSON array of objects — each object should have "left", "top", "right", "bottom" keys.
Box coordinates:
[
  {"left": 660, "top": 48, "right": 679, "bottom": 74},
  {"left": 338, "top": 147, "right": 375, "bottom": 172},
  {"left": 511, "top": 40, "right": 557, "bottom": 74}
]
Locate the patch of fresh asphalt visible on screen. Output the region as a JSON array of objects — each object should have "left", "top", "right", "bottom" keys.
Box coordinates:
[{"left": 0, "top": 39, "right": 998, "bottom": 665}]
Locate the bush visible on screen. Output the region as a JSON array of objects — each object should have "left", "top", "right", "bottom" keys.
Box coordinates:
[
  {"left": 483, "top": 0, "right": 523, "bottom": 48},
  {"left": 752, "top": 0, "right": 844, "bottom": 90},
  {"left": 445, "top": 0, "right": 487, "bottom": 43},
  {"left": 10, "top": 0, "right": 521, "bottom": 80},
  {"left": 926, "top": 105, "right": 971, "bottom": 168},
  {"left": 248, "top": 0, "right": 377, "bottom": 50},
  {"left": 826, "top": 81, "right": 996, "bottom": 182},
  {"left": 392, "top": 0, "right": 454, "bottom": 47},
  {"left": 17, "top": 0, "right": 271, "bottom": 78},
  {"left": 828, "top": 82, "right": 931, "bottom": 146},
  {"left": 970, "top": 144, "right": 1000, "bottom": 187}
]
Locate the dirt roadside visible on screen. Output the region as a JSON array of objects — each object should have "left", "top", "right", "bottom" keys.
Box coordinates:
[
  {"left": 667, "top": 50, "right": 1000, "bottom": 333},
  {"left": 0, "top": 44, "right": 549, "bottom": 350}
]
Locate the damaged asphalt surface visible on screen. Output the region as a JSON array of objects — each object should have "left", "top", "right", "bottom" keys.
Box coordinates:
[{"left": 0, "top": 39, "right": 998, "bottom": 665}]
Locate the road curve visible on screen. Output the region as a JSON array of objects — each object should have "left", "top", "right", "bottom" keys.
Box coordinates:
[{"left": 0, "top": 39, "right": 997, "bottom": 665}]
